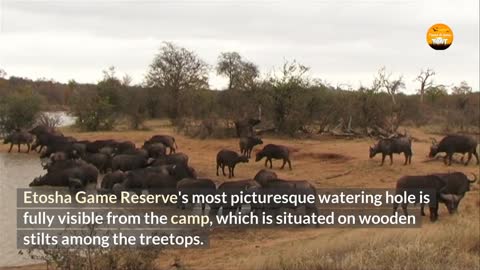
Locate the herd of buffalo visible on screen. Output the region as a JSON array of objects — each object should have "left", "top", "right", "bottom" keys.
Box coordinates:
[{"left": 2, "top": 125, "right": 479, "bottom": 222}]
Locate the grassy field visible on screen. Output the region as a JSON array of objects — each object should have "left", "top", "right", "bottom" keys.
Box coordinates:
[{"left": 1, "top": 120, "right": 479, "bottom": 270}]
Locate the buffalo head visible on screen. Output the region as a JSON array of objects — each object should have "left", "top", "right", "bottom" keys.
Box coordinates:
[
  {"left": 429, "top": 138, "right": 439, "bottom": 158},
  {"left": 440, "top": 193, "right": 464, "bottom": 214}
]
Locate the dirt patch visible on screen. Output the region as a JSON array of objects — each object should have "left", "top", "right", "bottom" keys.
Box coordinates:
[{"left": 295, "top": 152, "right": 353, "bottom": 162}]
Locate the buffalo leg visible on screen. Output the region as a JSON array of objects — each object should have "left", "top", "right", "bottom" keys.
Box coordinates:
[
  {"left": 216, "top": 163, "right": 220, "bottom": 176},
  {"left": 389, "top": 154, "right": 393, "bottom": 165},
  {"left": 465, "top": 152, "right": 472, "bottom": 166},
  {"left": 269, "top": 158, "right": 273, "bottom": 169},
  {"left": 473, "top": 150, "right": 479, "bottom": 165},
  {"left": 280, "top": 159, "right": 286, "bottom": 169},
  {"left": 8, "top": 143, "right": 13, "bottom": 153},
  {"left": 420, "top": 204, "right": 425, "bottom": 216},
  {"left": 429, "top": 200, "right": 439, "bottom": 222},
  {"left": 26, "top": 143, "right": 30, "bottom": 153},
  {"left": 448, "top": 153, "right": 453, "bottom": 166},
  {"left": 17, "top": 144, "right": 21, "bottom": 152},
  {"left": 230, "top": 165, "right": 235, "bottom": 178},
  {"left": 222, "top": 165, "right": 226, "bottom": 176},
  {"left": 264, "top": 159, "right": 268, "bottom": 168},
  {"left": 404, "top": 153, "right": 408, "bottom": 165},
  {"left": 287, "top": 159, "right": 292, "bottom": 170},
  {"left": 401, "top": 203, "right": 408, "bottom": 216},
  {"left": 381, "top": 154, "right": 385, "bottom": 166}
]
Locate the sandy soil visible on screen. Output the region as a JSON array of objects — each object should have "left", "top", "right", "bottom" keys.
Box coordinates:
[{"left": 1, "top": 121, "right": 479, "bottom": 270}]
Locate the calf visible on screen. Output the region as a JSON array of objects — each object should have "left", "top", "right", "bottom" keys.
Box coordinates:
[{"left": 216, "top": 149, "right": 249, "bottom": 178}]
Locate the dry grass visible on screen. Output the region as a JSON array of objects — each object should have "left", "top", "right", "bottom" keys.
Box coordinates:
[{"left": 1, "top": 120, "right": 479, "bottom": 270}]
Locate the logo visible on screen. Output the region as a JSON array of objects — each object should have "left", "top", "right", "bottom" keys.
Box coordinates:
[{"left": 426, "top": 23, "right": 453, "bottom": 50}]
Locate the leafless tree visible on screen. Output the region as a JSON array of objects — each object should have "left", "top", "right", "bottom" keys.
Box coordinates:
[
  {"left": 373, "top": 66, "right": 405, "bottom": 105},
  {"left": 415, "top": 68, "right": 435, "bottom": 103}
]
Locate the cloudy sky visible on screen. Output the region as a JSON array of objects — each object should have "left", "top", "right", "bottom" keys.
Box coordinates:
[{"left": 0, "top": 0, "right": 478, "bottom": 92}]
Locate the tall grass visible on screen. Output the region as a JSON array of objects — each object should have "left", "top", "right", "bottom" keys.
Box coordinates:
[{"left": 250, "top": 213, "right": 480, "bottom": 270}]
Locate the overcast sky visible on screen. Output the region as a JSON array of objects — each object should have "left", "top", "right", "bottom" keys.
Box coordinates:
[{"left": 0, "top": 0, "right": 478, "bottom": 92}]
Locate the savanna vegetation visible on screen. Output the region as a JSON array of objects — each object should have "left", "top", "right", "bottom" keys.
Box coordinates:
[{"left": 0, "top": 42, "right": 478, "bottom": 138}]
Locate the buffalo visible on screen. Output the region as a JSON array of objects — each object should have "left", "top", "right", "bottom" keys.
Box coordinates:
[
  {"left": 258, "top": 178, "right": 318, "bottom": 215},
  {"left": 83, "top": 152, "right": 111, "bottom": 173},
  {"left": 3, "top": 129, "right": 34, "bottom": 153},
  {"left": 239, "top": 136, "right": 263, "bottom": 158},
  {"left": 142, "top": 142, "right": 167, "bottom": 158},
  {"left": 216, "top": 149, "right": 249, "bottom": 178},
  {"left": 419, "top": 172, "right": 477, "bottom": 215},
  {"left": 393, "top": 172, "right": 476, "bottom": 221},
  {"left": 111, "top": 154, "right": 148, "bottom": 171},
  {"left": 212, "top": 179, "right": 261, "bottom": 215},
  {"left": 429, "top": 135, "right": 479, "bottom": 166},
  {"left": 369, "top": 136, "right": 412, "bottom": 166},
  {"left": 150, "top": 152, "right": 189, "bottom": 167},
  {"left": 253, "top": 169, "right": 278, "bottom": 186},
  {"left": 255, "top": 144, "right": 292, "bottom": 170},
  {"left": 146, "top": 135, "right": 178, "bottom": 154},
  {"left": 177, "top": 178, "right": 217, "bottom": 212},
  {"left": 30, "top": 162, "right": 98, "bottom": 187}
]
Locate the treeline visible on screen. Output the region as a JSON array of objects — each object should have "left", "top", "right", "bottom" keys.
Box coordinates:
[{"left": 0, "top": 42, "right": 478, "bottom": 136}]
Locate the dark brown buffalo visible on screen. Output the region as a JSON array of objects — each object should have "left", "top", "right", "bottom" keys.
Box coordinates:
[
  {"left": 150, "top": 152, "right": 189, "bottom": 167},
  {"left": 146, "top": 135, "right": 178, "bottom": 154},
  {"left": 253, "top": 169, "right": 278, "bottom": 186},
  {"left": 258, "top": 179, "right": 317, "bottom": 215},
  {"left": 211, "top": 179, "right": 261, "bottom": 215},
  {"left": 3, "top": 130, "right": 34, "bottom": 153},
  {"left": 111, "top": 154, "right": 148, "bottom": 171},
  {"left": 86, "top": 140, "right": 117, "bottom": 153},
  {"left": 177, "top": 178, "right": 217, "bottom": 212},
  {"left": 418, "top": 172, "right": 477, "bottom": 215},
  {"left": 83, "top": 152, "right": 111, "bottom": 173},
  {"left": 216, "top": 149, "right": 249, "bottom": 178},
  {"left": 392, "top": 173, "right": 476, "bottom": 222},
  {"left": 255, "top": 144, "right": 292, "bottom": 170},
  {"left": 369, "top": 136, "right": 412, "bottom": 166},
  {"left": 142, "top": 142, "right": 167, "bottom": 158},
  {"left": 30, "top": 162, "right": 98, "bottom": 187},
  {"left": 429, "top": 135, "right": 479, "bottom": 166}
]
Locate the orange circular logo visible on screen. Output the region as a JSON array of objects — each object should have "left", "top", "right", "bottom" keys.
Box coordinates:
[{"left": 426, "top": 23, "right": 453, "bottom": 50}]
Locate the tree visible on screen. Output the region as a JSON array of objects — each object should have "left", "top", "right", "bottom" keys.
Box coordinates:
[
  {"left": 70, "top": 67, "right": 123, "bottom": 131},
  {"left": 373, "top": 66, "right": 405, "bottom": 105},
  {"left": 0, "top": 88, "right": 44, "bottom": 133},
  {"left": 415, "top": 68, "right": 435, "bottom": 103},
  {"left": 268, "top": 60, "right": 311, "bottom": 135},
  {"left": 451, "top": 81, "right": 472, "bottom": 95},
  {"left": 216, "top": 52, "right": 259, "bottom": 90},
  {"left": 145, "top": 42, "right": 209, "bottom": 120},
  {"left": 425, "top": 85, "right": 448, "bottom": 103}
]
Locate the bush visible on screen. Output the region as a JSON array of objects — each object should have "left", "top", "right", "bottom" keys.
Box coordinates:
[{"left": 0, "top": 88, "right": 44, "bottom": 134}]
